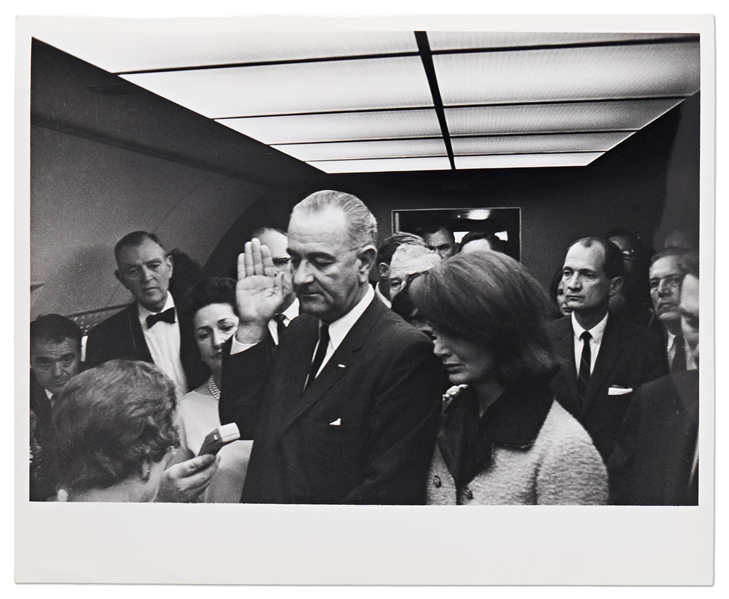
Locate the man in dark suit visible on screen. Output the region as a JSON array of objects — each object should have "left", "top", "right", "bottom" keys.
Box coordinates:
[
  {"left": 546, "top": 237, "right": 667, "bottom": 462},
  {"left": 85, "top": 231, "right": 207, "bottom": 395},
  {"left": 220, "top": 190, "right": 444, "bottom": 504},
  {"left": 30, "top": 314, "right": 83, "bottom": 501},
  {"left": 85, "top": 231, "right": 216, "bottom": 501},
  {"left": 648, "top": 247, "right": 690, "bottom": 372},
  {"left": 609, "top": 250, "right": 699, "bottom": 505}
]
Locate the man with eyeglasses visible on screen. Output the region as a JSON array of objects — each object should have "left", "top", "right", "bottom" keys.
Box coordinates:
[
  {"left": 648, "top": 247, "right": 690, "bottom": 373},
  {"left": 220, "top": 190, "right": 444, "bottom": 504},
  {"left": 249, "top": 227, "right": 299, "bottom": 344}
]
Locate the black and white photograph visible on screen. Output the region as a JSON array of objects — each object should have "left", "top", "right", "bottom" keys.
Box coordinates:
[{"left": 13, "top": 9, "right": 715, "bottom": 587}]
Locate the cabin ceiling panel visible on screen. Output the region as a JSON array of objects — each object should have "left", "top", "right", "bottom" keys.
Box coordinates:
[
  {"left": 308, "top": 156, "right": 451, "bottom": 173},
  {"left": 450, "top": 132, "right": 634, "bottom": 155},
  {"left": 444, "top": 99, "right": 685, "bottom": 135},
  {"left": 121, "top": 56, "right": 433, "bottom": 118},
  {"left": 455, "top": 152, "right": 604, "bottom": 169},
  {"left": 273, "top": 138, "right": 447, "bottom": 161},
  {"left": 217, "top": 109, "right": 443, "bottom": 144}
]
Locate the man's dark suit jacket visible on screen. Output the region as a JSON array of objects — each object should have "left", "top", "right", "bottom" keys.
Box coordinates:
[
  {"left": 546, "top": 314, "right": 668, "bottom": 462},
  {"left": 608, "top": 370, "right": 699, "bottom": 505},
  {"left": 29, "top": 372, "right": 56, "bottom": 501},
  {"left": 219, "top": 297, "right": 445, "bottom": 505},
  {"left": 85, "top": 302, "right": 208, "bottom": 391}
]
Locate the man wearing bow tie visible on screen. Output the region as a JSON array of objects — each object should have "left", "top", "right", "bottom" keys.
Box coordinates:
[{"left": 86, "top": 231, "right": 207, "bottom": 396}]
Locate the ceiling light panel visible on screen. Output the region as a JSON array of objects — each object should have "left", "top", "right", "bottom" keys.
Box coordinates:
[
  {"left": 122, "top": 56, "right": 432, "bottom": 118},
  {"left": 455, "top": 153, "right": 604, "bottom": 169},
  {"left": 34, "top": 31, "right": 418, "bottom": 73},
  {"left": 217, "top": 109, "right": 442, "bottom": 144},
  {"left": 445, "top": 98, "right": 684, "bottom": 135},
  {"left": 308, "top": 157, "right": 451, "bottom": 174},
  {"left": 433, "top": 42, "right": 700, "bottom": 105},
  {"left": 451, "top": 132, "right": 634, "bottom": 155},
  {"left": 273, "top": 138, "right": 447, "bottom": 161},
  {"left": 427, "top": 32, "right": 695, "bottom": 51}
]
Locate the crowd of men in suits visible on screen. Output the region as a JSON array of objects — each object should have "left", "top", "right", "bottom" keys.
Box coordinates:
[{"left": 29, "top": 189, "right": 700, "bottom": 505}]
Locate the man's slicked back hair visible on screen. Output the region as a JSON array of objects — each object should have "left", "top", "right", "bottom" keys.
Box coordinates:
[
  {"left": 31, "top": 314, "right": 82, "bottom": 352},
  {"left": 114, "top": 231, "right": 166, "bottom": 265},
  {"left": 291, "top": 190, "right": 378, "bottom": 249},
  {"left": 567, "top": 236, "right": 625, "bottom": 279}
]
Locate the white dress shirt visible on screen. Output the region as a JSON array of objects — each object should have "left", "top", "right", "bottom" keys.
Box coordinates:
[
  {"left": 137, "top": 292, "right": 188, "bottom": 398},
  {"left": 374, "top": 282, "right": 391, "bottom": 309},
  {"left": 267, "top": 298, "right": 300, "bottom": 345},
  {"left": 571, "top": 311, "right": 609, "bottom": 376},
  {"left": 231, "top": 286, "right": 375, "bottom": 378}
]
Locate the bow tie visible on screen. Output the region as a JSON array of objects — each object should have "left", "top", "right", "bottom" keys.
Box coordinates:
[{"left": 146, "top": 307, "right": 176, "bottom": 328}]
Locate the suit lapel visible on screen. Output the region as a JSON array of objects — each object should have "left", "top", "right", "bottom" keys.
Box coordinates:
[
  {"left": 584, "top": 315, "right": 621, "bottom": 409},
  {"left": 128, "top": 303, "right": 153, "bottom": 363},
  {"left": 276, "top": 299, "right": 384, "bottom": 437},
  {"left": 552, "top": 318, "right": 580, "bottom": 412}
]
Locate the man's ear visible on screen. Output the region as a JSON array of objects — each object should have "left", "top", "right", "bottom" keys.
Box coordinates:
[
  {"left": 140, "top": 458, "right": 153, "bottom": 481},
  {"left": 357, "top": 246, "right": 378, "bottom": 282},
  {"left": 165, "top": 253, "right": 174, "bottom": 277},
  {"left": 378, "top": 262, "right": 389, "bottom": 280},
  {"left": 608, "top": 276, "right": 624, "bottom": 297}
]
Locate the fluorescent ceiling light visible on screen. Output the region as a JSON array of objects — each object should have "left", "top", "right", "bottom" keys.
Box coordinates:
[
  {"left": 427, "top": 32, "right": 694, "bottom": 51},
  {"left": 34, "top": 31, "right": 418, "bottom": 73},
  {"left": 122, "top": 56, "right": 433, "bottom": 117},
  {"left": 468, "top": 209, "right": 491, "bottom": 220},
  {"left": 273, "top": 138, "right": 447, "bottom": 161},
  {"left": 217, "top": 109, "right": 442, "bottom": 144},
  {"left": 434, "top": 42, "right": 700, "bottom": 105},
  {"left": 455, "top": 153, "right": 604, "bottom": 169},
  {"left": 494, "top": 231, "right": 508, "bottom": 241},
  {"left": 445, "top": 99, "right": 684, "bottom": 135},
  {"left": 308, "top": 156, "right": 451, "bottom": 174},
  {"left": 451, "top": 132, "right": 633, "bottom": 155}
]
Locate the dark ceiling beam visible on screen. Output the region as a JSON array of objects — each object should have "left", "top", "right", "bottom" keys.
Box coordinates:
[{"left": 414, "top": 31, "right": 455, "bottom": 170}]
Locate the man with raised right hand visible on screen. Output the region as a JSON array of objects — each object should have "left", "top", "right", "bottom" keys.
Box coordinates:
[{"left": 220, "top": 190, "right": 444, "bottom": 505}]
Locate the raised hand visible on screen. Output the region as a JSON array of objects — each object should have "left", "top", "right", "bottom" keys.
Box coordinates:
[{"left": 235, "top": 238, "right": 286, "bottom": 343}]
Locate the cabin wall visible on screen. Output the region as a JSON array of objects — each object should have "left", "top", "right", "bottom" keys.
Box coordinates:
[{"left": 30, "top": 125, "right": 269, "bottom": 318}]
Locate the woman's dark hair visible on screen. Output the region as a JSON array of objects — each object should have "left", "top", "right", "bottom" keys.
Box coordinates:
[
  {"left": 410, "top": 251, "right": 558, "bottom": 385},
  {"left": 51, "top": 360, "right": 179, "bottom": 494},
  {"left": 185, "top": 277, "right": 238, "bottom": 318}
]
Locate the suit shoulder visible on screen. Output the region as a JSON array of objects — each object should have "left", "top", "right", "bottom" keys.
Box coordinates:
[{"left": 88, "top": 304, "right": 135, "bottom": 339}]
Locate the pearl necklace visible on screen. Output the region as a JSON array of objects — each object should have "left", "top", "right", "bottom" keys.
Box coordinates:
[{"left": 207, "top": 376, "right": 221, "bottom": 401}]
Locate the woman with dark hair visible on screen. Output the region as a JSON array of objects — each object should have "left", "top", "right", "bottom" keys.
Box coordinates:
[
  {"left": 410, "top": 252, "right": 607, "bottom": 505},
  {"left": 52, "top": 360, "right": 179, "bottom": 502},
  {"left": 176, "top": 277, "right": 252, "bottom": 502}
]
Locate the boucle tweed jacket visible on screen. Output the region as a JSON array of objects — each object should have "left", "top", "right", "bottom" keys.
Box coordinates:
[{"left": 425, "top": 379, "right": 608, "bottom": 505}]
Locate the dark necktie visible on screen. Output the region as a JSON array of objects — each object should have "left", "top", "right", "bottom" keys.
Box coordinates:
[
  {"left": 577, "top": 331, "right": 592, "bottom": 403},
  {"left": 305, "top": 323, "right": 330, "bottom": 391},
  {"left": 274, "top": 313, "right": 287, "bottom": 339},
  {"left": 146, "top": 307, "right": 176, "bottom": 329},
  {"left": 671, "top": 334, "right": 687, "bottom": 373}
]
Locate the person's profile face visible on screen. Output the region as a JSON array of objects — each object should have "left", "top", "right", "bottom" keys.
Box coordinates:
[
  {"left": 562, "top": 243, "right": 615, "bottom": 315},
  {"left": 556, "top": 280, "right": 573, "bottom": 316},
  {"left": 649, "top": 255, "right": 683, "bottom": 327},
  {"left": 30, "top": 337, "right": 81, "bottom": 394},
  {"left": 424, "top": 229, "right": 456, "bottom": 260},
  {"left": 193, "top": 302, "right": 239, "bottom": 377},
  {"left": 431, "top": 328, "right": 496, "bottom": 387},
  {"left": 115, "top": 238, "right": 173, "bottom": 312},
  {"left": 679, "top": 274, "right": 699, "bottom": 368},
  {"left": 287, "top": 207, "right": 368, "bottom": 323}
]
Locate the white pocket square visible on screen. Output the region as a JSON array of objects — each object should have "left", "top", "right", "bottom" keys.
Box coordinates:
[
  {"left": 608, "top": 386, "right": 633, "bottom": 396},
  {"left": 329, "top": 418, "right": 341, "bottom": 426}
]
